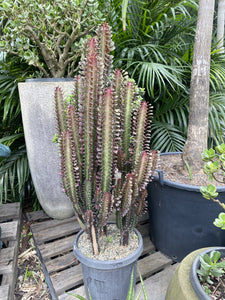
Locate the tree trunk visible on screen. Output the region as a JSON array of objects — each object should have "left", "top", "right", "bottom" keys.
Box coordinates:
[
  {"left": 182, "top": 0, "right": 215, "bottom": 172},
  {"left": 216, "top": 0, "right": 225, "bottom": 51}
]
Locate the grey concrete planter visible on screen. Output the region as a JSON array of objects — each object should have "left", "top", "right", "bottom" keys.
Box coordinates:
[
  {"left": 18, "top": 78, "right": 74, "bottom": 219},
  {"left": 73, "top": 228, "right": 143, "bottom": 300},
  {"left": 165, "top": 248, "right": 208, "bottom": 300}
]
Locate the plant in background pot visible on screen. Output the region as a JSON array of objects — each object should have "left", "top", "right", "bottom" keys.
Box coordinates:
[
  {"left": 1, "top": 0, "right": 104, "bottom": 219},
  {"left": 191, "top": 249, "right": 225, "bottom": 299},
  {"left": 166, "top": 145, "right": 225, "bottom": 300},
  {"left": 54, "top": 22, "right": 158, "bottom": 300}
]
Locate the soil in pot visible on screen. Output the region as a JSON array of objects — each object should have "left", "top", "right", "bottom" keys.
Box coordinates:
[
  {"left": 157, "top": 153, "right": 223, "bottom": 187},
  {"left": 77, "top": 224, "right": 139, "bottom": 260}
]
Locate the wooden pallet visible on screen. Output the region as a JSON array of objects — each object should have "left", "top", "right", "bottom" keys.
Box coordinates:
[
  {"left": 26, "top": 211, "right": 177, "bottom": 300},
  {"left": 0, "top": 203, "right": 22, "bottom": 300}
]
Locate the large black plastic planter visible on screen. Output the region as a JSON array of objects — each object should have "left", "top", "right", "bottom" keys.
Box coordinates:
[
  {"left": 73, "top": 228, "right": 143, "bottom": 300},
  {"left": 147, "top": 152, "right": 225, "bottom": 262}
]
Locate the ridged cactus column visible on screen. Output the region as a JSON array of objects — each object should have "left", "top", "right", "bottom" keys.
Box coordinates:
[{"left": 55, "top": 22, "right": 158, "bottom": 254}]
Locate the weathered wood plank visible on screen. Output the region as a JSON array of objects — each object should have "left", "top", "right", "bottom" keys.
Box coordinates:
[
  {"left": 0, "top": 247, "right": 14, "bottom": 267},
  {"left": 38, "top": 235, "right": 75, "bottom": 260},
  {"left": 0, "top": 203, "right": 22, "bottom": 300},
  {"left": 0, "top": 285, "right": 9, "bottom": 300},
  {"left": 142, "top": 236, "right": 155, "bottom": 256},
  {"left": 50, "top": 264, "right": 83, "bottom": 296},
  {"left": 0, "top": 203, "right": 20, "bottom": 222},
  {"left": 32, "top": 219, "right": 80, "bottom": 245},
  {"left": 136, "top": 223, "right": 150, "bottom": 238},
  {"left": 135, "top": 264, "right": 178, "bottom": 300},
  {"left": 31, "top": 216, "right": 78, "bottom": 234},
  {"left": 45, "top": 252, "right": 76, "bottom": 274},
  {"left": 1, "top": 221, "right": 18, "bottom": 242},
  {"left": 0, "top": 247, "right": 14, "bottom": 275},
  {"left": 137, "top": 251, "right": 172, "bottom": 280},
  {"left": 26, "top": 210, "right": 50, "bottom": 222},
  {"left": 59, "top": 286, "right": 85, "bottom": 300}
]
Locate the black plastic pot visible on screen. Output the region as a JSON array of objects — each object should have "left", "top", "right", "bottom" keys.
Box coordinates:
[
  {"left": 190, "top": 247, "right": 225, "bottom": 299},
  {"left": 147, "top": 152, "right": 225, "bottom": 262},
  {"left": 73, "top": 228, "right": 143, "bottom": 300}
]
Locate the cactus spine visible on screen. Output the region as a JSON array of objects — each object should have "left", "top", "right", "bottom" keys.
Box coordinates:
[{"left": 55, "top": 22, "right": 158, "bottom": 254}]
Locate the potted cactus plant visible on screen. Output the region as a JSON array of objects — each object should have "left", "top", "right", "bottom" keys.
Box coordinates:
[
  {"left": 54, "top": 22, "right": 158, "bottom": 300},
  {"left": 1, "top": 0, "right": 104, "bottom": 219}
]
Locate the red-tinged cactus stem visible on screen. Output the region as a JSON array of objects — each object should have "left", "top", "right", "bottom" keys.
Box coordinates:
[
  {"left": 100, "top": 192, "right": 112, "bottom": 227},
  {"left": 84, "top": 180, "right": 92, "bottom": 210},
  {"left": 61, "top": 131, "right": 83, "bottom": 220},
  {"left": 123, "top": 82, "right": 134, "bottom": 161},
  {"left": 55, "top": 87, "right": 67, "bottom": 135},
  {"left": 83, "top": 52, "right": 98, "bottom": 183},
  {"left": 121, "top": 173, "right": 134, "bottom": 217},
  {"left": 96, "top": 22, "right": 114, "bottom": 80},
  {"left": 101, "top": 88, "right": 113, "bottom": 194},
  {"left": 112, "top": 69, "right": 124, "bottom": 150},
  {"left": 136, "top": 189, "right": 147, "bottom": 216},
  {"left": 136, "top": 151, "right": 148, "bottom": 186},
  {"left": 73, "top": 76, "right": 81, "bottom": 112},
  {"left": 67, "top": 105, "right": 82, "bottom": 180},
  {"left": 133, "top": 101, "right": 148, "bottom": 169}
]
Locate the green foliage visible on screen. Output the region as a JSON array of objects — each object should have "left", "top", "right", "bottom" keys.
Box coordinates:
[
  {"left": 0, "top": 54, "right": 37, "bottom": 205},
  {"left": 214, "top": 212, "right": 225, "bottom": 229},
  {"left": 0, "top": 0, "right": 104, "bottom": 77},
  {"left": 201, "top": 144, "right": 225, "bottom": 229},
  {"left": 107, "top": 0, "right": 225, "bottom": 152},
  {"left": 200, "top": 184, "right": 219, "bottom": 200},
  {"left": 55, "top": 23, "right": 158, "bottom": 254},
  {"left": 197, "top": 250, "right": 225, "bottom": 285}
]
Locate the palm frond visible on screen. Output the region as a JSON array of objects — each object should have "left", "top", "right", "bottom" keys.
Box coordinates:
[{"left": 151, "top": 120, "right": 186, "bottom": 152}]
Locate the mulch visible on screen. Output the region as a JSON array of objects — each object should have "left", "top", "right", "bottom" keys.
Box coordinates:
[{"left": 14, "top": 213, "right": 51, "bottom": 300}]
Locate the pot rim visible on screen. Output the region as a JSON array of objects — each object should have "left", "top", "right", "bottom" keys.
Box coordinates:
[
  {"left": 153, "top": 152, "right": 225, "bottom": 192},
  {"left": 73, "top": 227, "right": 143, "bottom": 270},
  {"left": 190, "top": 246, "right": 225, "bottom": 300},
  {"left": 25, "top": 78, "right": 74, "bottom": 82}
]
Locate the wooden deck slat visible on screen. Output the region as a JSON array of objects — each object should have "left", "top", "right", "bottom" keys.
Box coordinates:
[
  {"left": 1, "top": 221, "right": 18, "bottom": 242},
  {"left": 135, "top": 264, "right": 178, "bottom": 300},
  {"left": 46, "top": 252, "right": 76, "bottom": 274},
  {"left": 0, "top": 203, "right": 21, "bottom": 300},
  {"left": 50, "top": 264, "right": 83, "bottom": 296},
  {"left": 0, "top": 203, "right": 20, "bottom": 222},
  {"left": 0, "top": 285, "right": 10, "bottom": 300},
  {"left": 0, "top": 247, "right": 14, "bottom": 267},
  {"left": 31, "top": 219, "right": 80, "bottom": 245},
  {"left": 138, "top": 251, "right": 172, "bottom": 280},
  {"left": 31, "top": 216, "right": 77, "bottom": 234},
  {"left": 38, "top": 235, "right": 75, "bottom": 260},
  {"left": 27, "top": 210, "right": 176, "bottom": 300},
  {"left": 26, "top": 210, "right": 51, "bottom": 222}
]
